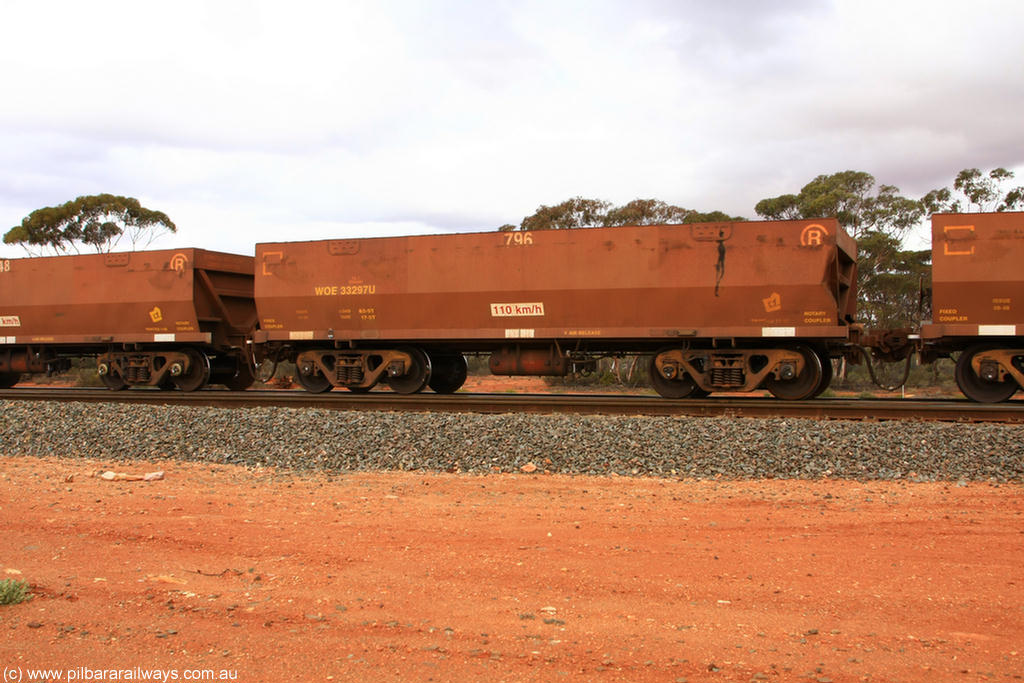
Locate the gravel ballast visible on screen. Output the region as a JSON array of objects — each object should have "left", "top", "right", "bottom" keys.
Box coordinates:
[{"left": 1, "top": 400, "right": 1022, "bottom": 481}]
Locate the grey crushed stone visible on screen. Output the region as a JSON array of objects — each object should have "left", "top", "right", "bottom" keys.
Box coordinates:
[{"left": 0, "top": 400, "right": 1021, "bottom": 481}]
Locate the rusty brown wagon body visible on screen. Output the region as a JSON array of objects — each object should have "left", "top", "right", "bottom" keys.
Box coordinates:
[
  {"left": 0, "top": 249, "right": 256, "bottom": 390},
  {"left": 921, "top": 211, "right": 1024, "bottom": 402},
  {"left": 255, "top": 219, "right": 857, "bottom": 398}
]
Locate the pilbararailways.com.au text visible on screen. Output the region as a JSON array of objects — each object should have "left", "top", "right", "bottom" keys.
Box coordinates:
[{"left": 3, "top": 667, "right": 238, "bottom": 682}]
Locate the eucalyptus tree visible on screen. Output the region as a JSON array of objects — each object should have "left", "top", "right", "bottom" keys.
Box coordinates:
[{"left": 4, "top": 194, "right": 177, "bottom": 256}]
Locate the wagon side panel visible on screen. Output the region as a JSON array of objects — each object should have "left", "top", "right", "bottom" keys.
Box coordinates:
[
  {"left": 924, "top": 211, "right": 1024, "bottom": 339},
  {"left": 255, "top": 218, "right": 853, "bottom": 344},
  {"left": 0, "top": 249, "right": 254, "bottom": 348}
]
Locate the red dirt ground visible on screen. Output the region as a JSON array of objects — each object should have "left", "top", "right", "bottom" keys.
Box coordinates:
[{"left": 1, "top": 455, "right": 1021, "bottom": 683}]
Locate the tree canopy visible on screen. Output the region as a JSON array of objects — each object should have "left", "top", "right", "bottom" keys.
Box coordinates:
[
  {"left": 501, "top": 196, "right": 743, "bottom": 231},
  {"left": 4, "top": 194, "right": 177, "bottom": 256},
  {"left": 921, "top": 167, "right": 1023, "bottom": 214},
  {"left": 755, "top": 170, "right": 925, "bottom": 241}
]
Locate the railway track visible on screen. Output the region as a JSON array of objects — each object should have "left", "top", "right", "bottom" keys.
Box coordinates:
[{"left": 2, "top": 388, "right": 1022, "bottom": 422}]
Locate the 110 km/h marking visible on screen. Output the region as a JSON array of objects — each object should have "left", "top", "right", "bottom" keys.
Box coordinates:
[{"left": 490, "top": 302, "right": 545, "bottom": 317}]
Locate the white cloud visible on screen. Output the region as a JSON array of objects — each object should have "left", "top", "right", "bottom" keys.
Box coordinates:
[{"left": 1, "top": 0, "right": 1022, "bottom": 258}]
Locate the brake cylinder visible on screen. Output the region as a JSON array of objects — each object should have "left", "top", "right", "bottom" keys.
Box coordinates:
[
  {"left": 489, "top": 347, "right": 569, "bottom": 376},
  {"left": 0, "top": 349, "right": 48, "bottom": 373}
]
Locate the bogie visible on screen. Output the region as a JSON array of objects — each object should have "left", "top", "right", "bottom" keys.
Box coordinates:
[
  {"left": 650, "top": 346, "right": 824, "bottom": 400},
  {"left": 293, "top": 348, "right": 433, "bottom": 394}
]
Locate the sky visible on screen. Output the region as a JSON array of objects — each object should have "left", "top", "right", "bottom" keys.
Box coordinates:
[{"left": 1, "top": 0, "right": 1022, "bottom": 257}]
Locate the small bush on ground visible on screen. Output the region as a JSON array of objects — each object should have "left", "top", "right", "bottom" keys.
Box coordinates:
[{"left": 0, "top": 579, "right": 31, "bottom": 605}]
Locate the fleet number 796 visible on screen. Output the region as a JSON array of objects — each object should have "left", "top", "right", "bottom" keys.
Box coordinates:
[{"left": 505, "top": 232, "right": 534, "bottom": 246}]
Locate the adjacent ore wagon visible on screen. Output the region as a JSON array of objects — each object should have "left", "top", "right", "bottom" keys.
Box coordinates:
[
  {"left": 255, "top": 218, "right": 857, "bottom": 399},
  {"left": 920, "top": 211, "right": 1024, "bottom": 402},
  {"left": 0, "top": 249, "right": 256, "bottom": 391}
]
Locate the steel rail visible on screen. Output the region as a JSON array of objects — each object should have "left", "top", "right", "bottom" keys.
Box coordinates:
[{"left": 1, "top": 388, "right": 1022, "bottom": 422}]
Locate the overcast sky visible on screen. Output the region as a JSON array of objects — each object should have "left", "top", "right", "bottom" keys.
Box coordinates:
[{"left": 1, "top": 0, "right": 1022, "bottom": 257}]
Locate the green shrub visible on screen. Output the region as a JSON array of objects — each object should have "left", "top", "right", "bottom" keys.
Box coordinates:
[{"left": 0, "top": 579, "right": 31, "bottom": 605}]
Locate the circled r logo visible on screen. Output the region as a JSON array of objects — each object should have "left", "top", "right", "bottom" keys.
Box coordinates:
[
  {"left": 170, "top": 253, "right": 189, "bottom": 273},
  {"left": 800, "top": 224, "right": 828, "bottom": 247}
]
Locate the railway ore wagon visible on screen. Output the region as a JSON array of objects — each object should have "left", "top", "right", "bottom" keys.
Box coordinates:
[
  {"left": 0, "top": 248, "right": 257, "bottom": 391},
  {"left": 255, "top": 218, "right": 857, "bottom": 399},
  {"left": 922, "top": 211, "right": 1024, "bottom": 402}
]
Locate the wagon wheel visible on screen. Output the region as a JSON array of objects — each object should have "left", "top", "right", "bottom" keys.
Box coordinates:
[
  {"left": 222, "top": 359, "right": 256, "bottom": 391},
  {"left": 97, "top": 361, "right": 127, "bottom": 391},
  {"left": 649, "top": 354, "right": 706, "bottom": 399},
  {"left": 296, "top": 365, "right": 333, "bottom": 393},
  {"left": 387, "top": 347, "right": 432, "bottom": 395},
  {"left": 0, "top": 372, "right": 20, "bottom": 389},
  {"left": 811, "top": 348, "right": 834, "bottom": 398},
  {"left": 765, "top": 345, "right": 822, "bottom": 400},
  {"left": 955, "top": 344, "right": 1019, "bottom": 403},
  {"left": 428, "top": 352, "right": 468, "bottom": 394},
  {"left": 173, "top": 348, "right": 211, "bottom": 392},
  {"left": 100, "top": 373, "right": 127, "bottom": 390}
]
